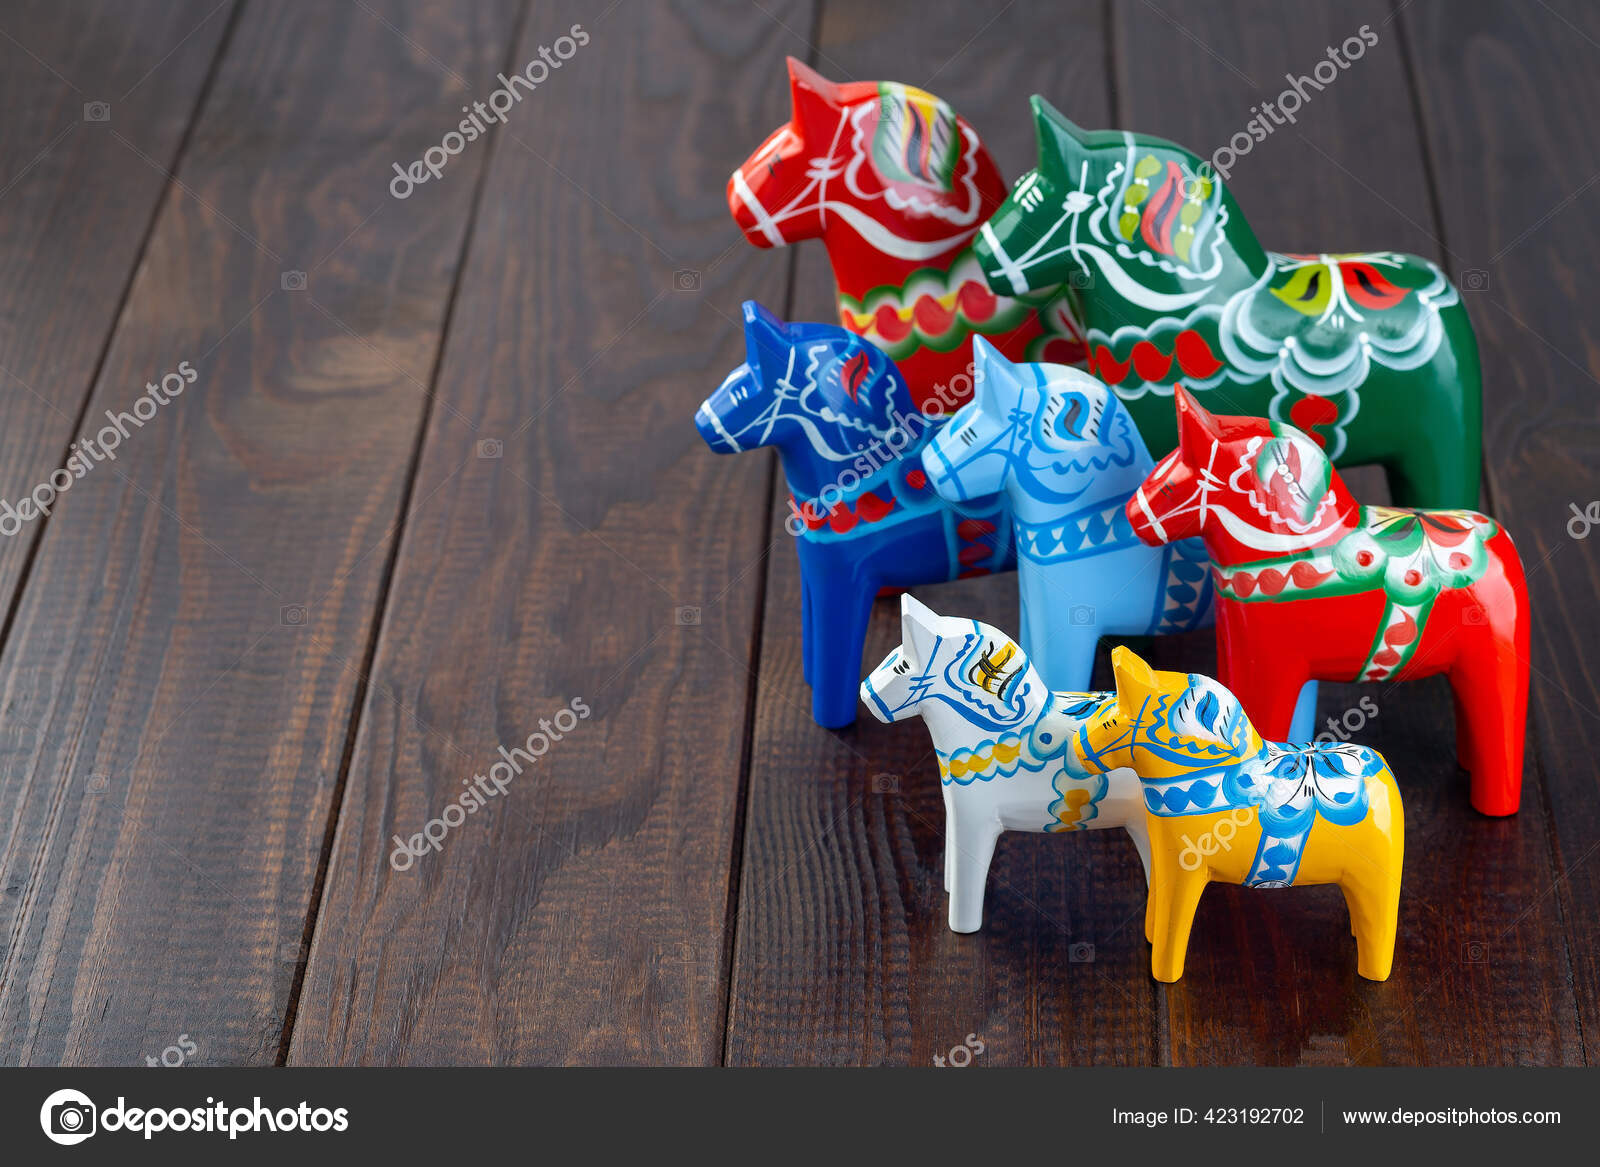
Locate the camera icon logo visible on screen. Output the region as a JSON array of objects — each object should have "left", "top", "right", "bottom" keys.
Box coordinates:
[
  {"left": 1462, "top": 940, "right": 1488, "bottom": 964},
  {"left": 280, "top": 604, "right": 308, "bottom": 626},
  {"left": 1068, "top": 268, "right": 1094, "bottom": 290},
  {"left": 1069, "top": 941, "right": 1095, "bottom": 963},
  {"left": 83, "top": 101, "right": 111, "bottom": 123},
  {"left": 40, "top": 1088, "right": 97, "bottom": 1145},
  {"left": 1068, "top": 604, "right": 1096, "bottom": 627},
  {"left": 672, "top": 269, "right": 701, "bottom": 292},
  {"left": 476, "top": 438, "right": 503, "bottom": 460},
  {"left": 674, "top": 606, "right": 701, "bottom": 626},
  {"left": 870, "top": 772, "right": 900, "bottom": 794},
  {"left": 281, "top": 270, "right": 307, "bottom": 292},
  {"left": 1461, "top": 604, "right": 1488, "bottom": 626},
  {"left": 1461, "top": 268, "right": 1490, "bottom": 292}
]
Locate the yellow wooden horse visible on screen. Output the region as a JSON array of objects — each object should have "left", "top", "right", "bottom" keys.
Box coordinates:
[{"left": 1074, "top": 647, "right": 1403, "bottom": 982}]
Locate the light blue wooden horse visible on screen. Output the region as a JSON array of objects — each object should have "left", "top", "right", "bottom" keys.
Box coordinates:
[{"left": 921, "top": 337, "right": 1316, "bottom": 741}]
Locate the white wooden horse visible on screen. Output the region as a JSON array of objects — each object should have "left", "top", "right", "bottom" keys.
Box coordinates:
[{"left": 861, "top": 595, "right": 1149, "bottom": 932}]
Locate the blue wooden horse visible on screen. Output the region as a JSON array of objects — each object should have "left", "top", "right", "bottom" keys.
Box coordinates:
[
  {"left": 696, "top": 302, "right": 1014, "bottom": 727},
  {"left": 921, "top": 336, "right": 1316, "bottom": 741}
]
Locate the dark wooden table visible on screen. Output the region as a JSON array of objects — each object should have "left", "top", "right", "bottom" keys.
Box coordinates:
[{"left": 0, "top": 0, "right": 1593, "bottom": 1066}]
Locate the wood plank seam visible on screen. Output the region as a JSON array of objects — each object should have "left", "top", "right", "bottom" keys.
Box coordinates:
[
  {"left": 0, "top": 0, "right": 244, "bottom": 673},
  {"left": 272, "top": 0, "right": 538, "bottom": 1065}
]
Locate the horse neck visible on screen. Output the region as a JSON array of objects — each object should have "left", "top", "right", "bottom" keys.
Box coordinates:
[
  {"left": 1005, "top": 396, "right": 1155, "bottom": 519},
  {"left": 918, "top": 668, "right": 1048, "bottom": 757},
  {"left": 1199, "top": 478, "right": 1362, "bottom": 566},
  {"left": 773, "top": 432, "right": 860, "bottom": 503},
  {"left": 1075, "top": 189, "right": 1268, "bottom": 327},
  {"left": 773, "top": 400, "right": 914, "bottom": 504}
]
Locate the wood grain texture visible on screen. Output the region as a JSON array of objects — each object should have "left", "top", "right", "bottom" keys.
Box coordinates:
[
  {"left": 286, "top": 0, "right": 813, "bottom": 1065},
  {"left": 1403, "top": 0, "right": 1600, "bottom": 1063},
  {"left": 721, "top": 0, "right": 1164, "bottom": 1068},
  {"left": 1115, "top": 0, "right": 1580, "bottom": 1064},
  {"left": 0, "top": 0, "right": 521, "bottom": 1065},
  {"left": 0, "top": 0, "right": 1592, "bottom": 1068},
  {"left": 0, "top": 0, "right": 234, "bottom": 610}
]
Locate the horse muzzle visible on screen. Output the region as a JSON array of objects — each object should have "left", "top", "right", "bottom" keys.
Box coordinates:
[
  {"left": 727, "top": 168, "right": 779, "bottom": 249},
  {"left": 694, "top": 400, "right": 739, "bottom": 454}
]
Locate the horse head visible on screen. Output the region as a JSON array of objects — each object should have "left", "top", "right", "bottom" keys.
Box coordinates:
[
  {"left": 728, "top": 58, "right": 1001, "bottom": 261},
  {"left": 861, "top": 595, "right": 1046, "bottom": 739},
  {"left": 973, "top": 96, "right": 1262, "bottom": 305},
  {"left": 697, "top": 301, "right": 921, "bottom": 496},
  {"left": 1126, "top": 387, "right": 1354, "bottom": 559},
  {"left": 1075, "top": 646, "right": 1260, "bottom": 780},
  {"left": 922, "top": 337, "right": 1145, "bottom": 510}
]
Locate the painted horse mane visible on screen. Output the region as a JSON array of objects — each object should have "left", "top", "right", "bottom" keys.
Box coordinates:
[
  {"left": 729, "top": 58, "right": 997, "bottom": 252},
  {"left": 968, "top": 339, "right": 1145, "bottom": 495}
]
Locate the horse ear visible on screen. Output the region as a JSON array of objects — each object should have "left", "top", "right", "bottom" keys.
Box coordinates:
[
  {"left": 788, "top": 57, "right": 840, "bottom": 130},
  {"left": 970, "top": 336, "right": 1018, "bottom": 410},
  {"left": 1110, "top": 645, "right": 1157, "bottom": 722},
  {"left": 900, "top": 593, "right": 941, "bottom": 667},
  {"left": 741, "top": 300, "right": 789, "bottom": 380},
  {"left": 1030, "top": 95, "right": 1086, "bottom": 180},
  {"left": 1175, "top": 385, "right": 1221, "bottom": 463}
]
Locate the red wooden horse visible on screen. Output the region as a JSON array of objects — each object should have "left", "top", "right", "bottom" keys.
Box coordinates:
[
  {"left": 1126, "top": 388, "right": 1528, "bottom": 815},
  {"left": 728, "top": 58, "right": 1085, "bottom": 414}
]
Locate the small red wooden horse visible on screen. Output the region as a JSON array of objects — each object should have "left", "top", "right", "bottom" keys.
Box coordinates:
[
  {"left": 1126, "top": 388, "right": 1528, "bottom": 816},
  {"left": 728, "top": 58, "right": 1086, "bottom": 414}
]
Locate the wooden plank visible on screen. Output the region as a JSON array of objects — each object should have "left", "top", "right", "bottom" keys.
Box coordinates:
[
  {"left": 0, "top": 0, "right": 521, "bottom": 1065},
  {"left": 285, "top": 0, "right": 812, "bottom": 1065},
  {"left": 1114, "top": 0, "right": 1580, "bottom": 1063},
  {"left": 0, "top": 0, "right": 233, "bottom": 617},
  {"left": 1403, "top": 0, "right": 1600, "bottom": 1064},
  {"left": 722, "top": 0, "right": 1160, "bottom": 1067}
]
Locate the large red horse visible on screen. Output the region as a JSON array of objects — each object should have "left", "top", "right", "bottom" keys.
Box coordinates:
[
  {"left": 728, "top": 59, "right": 1085, "bottom": 414},
  {"left": 1125, "top": 388, "right": 1528, "bottom": 816}
]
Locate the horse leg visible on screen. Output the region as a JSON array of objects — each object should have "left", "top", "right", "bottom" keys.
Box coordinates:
[
  {"left": 1152, "top": 868, "right": 1208, "bottom": 983},
  {"left": 1143, "top": 825, "right": 1175, "bottom": 951},
  {"left": 1287, "top": 681, "right": 1319, "bottom": 744},
  {"left": 1340, "top": 883, "right": 1365, "bottom": 941},
  {"left": 1118, "top": 818, "right": 1154, "bottom": 943},
  {"left": 1218, "top": 648, "right": 1310, "bottom": 745},
  {"left": 800, "top": 571, "right": 814, "bottom": 688},
  {"left": 1038, "top": 611, "right": 1104, "bottom": 694},
  {"left": 1344, "top": 864, "right": 1401, "bottom": 981},
  {"left": 1016, "top": 562, "right": 1070, "bottom": 687},
  {"left": 810, "top": 571, "right": 876, "bottom": 728},
  {"left": 1382, "top": 423, "right": 1482, "bottom": 512},
  {"left": 947, "top": 811, "right": 1003, "bottom": 934},
  {"left": 1448, "top": 641, "right": 1528, "bottom": 817},
  {"left": 942, "top": 784, "right": 956, "bottom": 895}
]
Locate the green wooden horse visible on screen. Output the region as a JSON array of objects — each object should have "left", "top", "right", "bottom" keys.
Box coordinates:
[{"left": 973, "top": 96, "right": 1481, "bottom": 510}]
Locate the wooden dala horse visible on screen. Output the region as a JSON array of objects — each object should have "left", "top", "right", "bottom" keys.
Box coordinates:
[
  {"left": 861, "top": 595, "right": 1149, "bottom": 933},
  {"left": 728, "top": 59, "right": 1087, "bottom": 415},
  {"left": 973, "top": 95, "right": 1482, "bottom": 509},
  {"left": 1072, "top": 646, "right": 1404, "bottom": 982},
  {"left": 921, "top": 336, "right": 1317, "bottom": 741},
  {"left": 1127, "top": 387, "right": 1528, "bottom": 816},
  {"left": 696, "top": 301, "right": 1012, "bottom": 727}
]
